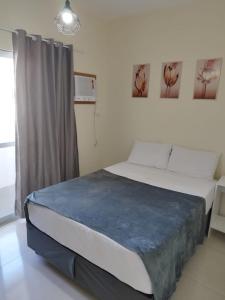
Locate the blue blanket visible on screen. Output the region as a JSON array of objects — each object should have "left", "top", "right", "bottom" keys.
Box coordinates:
[{"left": 25, "top": 170, "right": 205, "bottom": 300}]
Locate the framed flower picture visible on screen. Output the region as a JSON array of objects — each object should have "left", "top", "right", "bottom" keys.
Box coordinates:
[
  {"left": 193, "top": 58, "right": 222, "bottom": 100},
  {"left": 160, "top": 62, "right": 182, "bottom": 98},
  {"left": 132, "top": 64, "right": 150, "bottom": 98}
]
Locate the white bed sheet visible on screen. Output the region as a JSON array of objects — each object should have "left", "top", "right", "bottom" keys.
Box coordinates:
[
  {"left": 106, "top": 162, "right": 216, "bottom": 214},
  {"left": 28, "top": 162, "right": 216, "bottom": 295}
]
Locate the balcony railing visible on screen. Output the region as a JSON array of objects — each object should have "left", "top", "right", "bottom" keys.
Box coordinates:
[
  {"left": 0, "top": 142, "right": 15, "bottom": 223},
  {"left": 0, "top": 142, "right": 15, "bottom": 148}
]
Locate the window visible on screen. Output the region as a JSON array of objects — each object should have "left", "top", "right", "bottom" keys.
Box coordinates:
[
  {"left": 0, "top": 50, "right": 15, "bottom": 143},
  {"left": 0, "top": 50, "right": 15, "bottom": 222}
]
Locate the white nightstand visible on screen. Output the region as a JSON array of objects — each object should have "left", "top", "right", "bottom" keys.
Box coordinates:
[{"left": 209, "top": 176, "right": 225, "bottom": 234}]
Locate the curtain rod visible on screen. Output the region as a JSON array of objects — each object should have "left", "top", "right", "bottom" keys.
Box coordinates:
[{"left": 0, "top": 26, "right": 84, "bottom": 54}]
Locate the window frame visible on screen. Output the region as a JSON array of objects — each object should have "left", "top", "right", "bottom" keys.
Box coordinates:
[{"left": 0, "top": 49, "right": 16, "bottom": 224}]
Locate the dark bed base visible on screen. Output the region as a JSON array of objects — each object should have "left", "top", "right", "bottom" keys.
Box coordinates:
[
  {"left": 26, "top": 208, "right": 212, "bottom": 300},
  {"left": 26, "top": 222, "right": 154, "bottom": 300}
]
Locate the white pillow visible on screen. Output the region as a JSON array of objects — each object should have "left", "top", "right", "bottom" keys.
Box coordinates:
[
  {"left": 168, "top": 145, "right": 219, "bottom": 179},
  {"left": 128, "top": 141, "right": 172, "bottom": 169}
]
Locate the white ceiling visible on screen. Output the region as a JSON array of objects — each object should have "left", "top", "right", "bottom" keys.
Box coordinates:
[{"left": 74, "top": 0, "right": 195, "bottom": 21}]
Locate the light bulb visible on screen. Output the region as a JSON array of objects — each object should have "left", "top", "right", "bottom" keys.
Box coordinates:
[
  {"left": 62, "top": 10, "right": 73, "bottom": 24},
  {"left": 55, "top": 0, "right": 81, "bottom": 35}
]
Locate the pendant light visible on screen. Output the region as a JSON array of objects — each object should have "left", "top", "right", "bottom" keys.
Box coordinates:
[{"left": 55, "top": 0, "right": 81, "bottom": 35}]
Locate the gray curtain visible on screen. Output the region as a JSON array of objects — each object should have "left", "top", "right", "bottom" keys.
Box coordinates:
[{"left": 12, "top": 30, "right": 79, "bottom": 217}]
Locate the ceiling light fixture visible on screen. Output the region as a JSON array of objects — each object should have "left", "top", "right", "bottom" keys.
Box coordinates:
[{"left": 55, "top": 0, "right": 81, "bottom": 35}]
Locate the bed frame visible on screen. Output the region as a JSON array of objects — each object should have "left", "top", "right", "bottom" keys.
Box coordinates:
[
  {"left": 26, "top": 222, "right": 154, "bottom": 300},
  {"left": 26, "top": 208, "right": 212, "bottom": 300}
]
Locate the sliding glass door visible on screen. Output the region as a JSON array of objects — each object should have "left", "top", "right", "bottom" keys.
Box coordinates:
[{"left": 0, "top": 50, "right": 15, "bottom": 222}]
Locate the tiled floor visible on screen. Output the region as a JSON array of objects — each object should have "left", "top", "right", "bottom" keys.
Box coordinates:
[{"left": 0, "top": 220, "right": 225, "bottom": 300}]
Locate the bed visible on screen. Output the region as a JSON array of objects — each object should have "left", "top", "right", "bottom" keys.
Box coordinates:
[{"left": 25, "top": 143, "right": 219, "bottom": 300}]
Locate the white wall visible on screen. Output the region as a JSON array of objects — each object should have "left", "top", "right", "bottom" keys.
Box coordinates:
[{"left": 106, "top": 0, "right": 225, "bottom": 178}]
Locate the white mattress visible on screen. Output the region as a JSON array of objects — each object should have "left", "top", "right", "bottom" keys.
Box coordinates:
[
  {"left": 28, "top": 162, "right": 216, "bottom": 295},
  {"left": 106, "top": 162, "right": 216, "bottom": 214}
]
